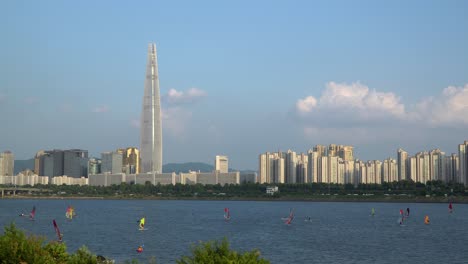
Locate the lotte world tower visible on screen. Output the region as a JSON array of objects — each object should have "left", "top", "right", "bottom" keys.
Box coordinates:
[{"left": 140, "top": 43, "right": 162, "bottom": 173}]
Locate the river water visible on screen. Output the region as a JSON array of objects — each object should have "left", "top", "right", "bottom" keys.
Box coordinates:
[{"left": 0, "top": 199, "right": 467, "bottom": 263}]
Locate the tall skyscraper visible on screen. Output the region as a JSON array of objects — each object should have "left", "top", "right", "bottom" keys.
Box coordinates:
[{"left": 140, "top": 43, "right": 163, "bottom": 173}]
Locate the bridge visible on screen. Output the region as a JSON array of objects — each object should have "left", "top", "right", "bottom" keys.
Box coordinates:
[{"left": 0, "top": 187, "right": 51, "bottom": 198}]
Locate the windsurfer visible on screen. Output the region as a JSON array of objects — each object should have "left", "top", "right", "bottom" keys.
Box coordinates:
[
  {"left": 19, "top": 213, "right": 26, "bottom": 217},
  {"left": 136, "top": 245, "right": 144, "bottom": 253},
  {"left": 406, "top": 208, "right": 410, "bottom": 216}
]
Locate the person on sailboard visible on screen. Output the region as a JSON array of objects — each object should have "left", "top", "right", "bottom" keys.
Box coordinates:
[{"left": 136, "top": 245, "right": 144, "bottom": 253}]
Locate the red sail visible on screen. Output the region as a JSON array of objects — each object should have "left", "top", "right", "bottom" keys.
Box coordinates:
[{"left": 53, "top": 220, "right": 62, "bottom": 241}]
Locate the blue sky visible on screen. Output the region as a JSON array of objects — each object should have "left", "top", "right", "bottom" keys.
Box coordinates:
[{"left": 1, "top": 0, "right": 468, "bottom": 170}]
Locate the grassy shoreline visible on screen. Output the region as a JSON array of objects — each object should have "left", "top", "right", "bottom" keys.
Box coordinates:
[{"left": 4, "top": 194, "right": 468, "bottom": 203}]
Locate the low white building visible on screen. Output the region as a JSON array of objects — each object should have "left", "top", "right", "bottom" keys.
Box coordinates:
[
  {"left": 51, "top": 176, "right": 88, "bottom": 186},
  {"left": 88, "top": 173, "right": 125, "bottom": 186},
  {"left": 0, "top": 173, "right": 48, "bottom": 186},
  {"left": 266, "top": 186, "right": 279, "bottom": 195}
]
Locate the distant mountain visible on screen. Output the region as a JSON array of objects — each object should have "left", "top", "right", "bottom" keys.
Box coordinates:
[
  {"left": 162, "top": 162, "right": 214, "bottom": 174},
  {"left": 14, "top": 159, "right": 35, "bottom": 174}
]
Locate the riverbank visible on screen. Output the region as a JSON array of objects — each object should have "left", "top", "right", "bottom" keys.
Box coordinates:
[{"left": 3, "top": 194, "right": 468, "bottom": 203}]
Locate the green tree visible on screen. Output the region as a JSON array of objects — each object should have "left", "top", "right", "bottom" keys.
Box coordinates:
[{"left": 177, "top": 238, "right": 270, "bottom": 264}]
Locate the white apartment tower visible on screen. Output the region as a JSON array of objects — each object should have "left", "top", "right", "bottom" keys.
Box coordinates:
[
  {"left": 0, "top": 151, "right": 14, "bottom": 176},
  {"left": 215, "top": 155, "right": 229, "bottom": 173}
]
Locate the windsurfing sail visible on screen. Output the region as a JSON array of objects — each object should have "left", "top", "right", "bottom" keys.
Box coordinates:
[
  {"left": 136, "top": 245, "right": 144, "bottom": 253},
  {"left": 371, "top": 208, "right": 375, "bottom": 216},
  {"left": 29, "top": 206, "right": 36, "bottom": 220},
  {"left": 424, "top": 215, "right": 430, "bottom": 225},
  {"left": 139, "top": 217, "right": 145, "bottom": 230},
  {"left": 284, "top": 208, "right": 295, "bottom": 225},
  {"left": 52, "top": 220, "right": 63, "bottom": 242},
  {"left": 449, "top": 202, "right": 453, "bottom": 213},
  {"left": 406, "top": 208, "right": 410, "bottom": 217},
  {"left": 224, "top": 208, "right": 231, "bottom": 221},
  {"left": 65, "top": 206, "right": 75, "bottom": 220}
]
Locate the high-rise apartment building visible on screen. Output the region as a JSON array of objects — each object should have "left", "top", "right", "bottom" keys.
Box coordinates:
[
  {"left": 458, "top": 141, "right": 468, "bottom": 185},
  {"left": 0, "top": 151, "right": 14, "bottom": 176},
  {"left": 338, "top": 145, "right": 354, "bottom": 161},
  {"left": 140, "top": 43, "right": 163, "bottom": 173},
  {"left": 215, "top": 155, "right": 229, "bottom": 173},
  {"left": 397, "top": 148, "right": 408, "bottom": 181}
]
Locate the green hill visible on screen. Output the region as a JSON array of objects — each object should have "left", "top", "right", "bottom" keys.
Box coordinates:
[{"left": 162, "top": 162, "right": 214, "bottom": 174}]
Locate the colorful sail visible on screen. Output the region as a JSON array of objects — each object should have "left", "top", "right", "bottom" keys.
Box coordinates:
[
  {"left": 284, "top": 208, "right": 295, "bottom": 225},
  {"left": 65, "top": 206, "right": 75, "bottom": 220},
  {"left": 224, "top": 208, "right": 231, "bottom": 221},
  {"left": 424, "top": 215, "right": 430, "bottom": 225},
  {"left": 29, "top": 206, "right": 36, "bottom": 220},
  {"left": 53, "top": 219, "right": 63, "bottom": 242},
  {"left": 139, "top": 217, "right": 145, "bottom": 230}
]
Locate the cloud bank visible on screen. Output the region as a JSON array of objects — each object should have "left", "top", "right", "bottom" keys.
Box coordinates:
[{"left": 296, "top": 82, "right": 468, "bottom": 127}]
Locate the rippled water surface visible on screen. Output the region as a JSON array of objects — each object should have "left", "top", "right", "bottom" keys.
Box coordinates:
[{"left": 1, "top": 199, "right": 467, "bottom": 263}]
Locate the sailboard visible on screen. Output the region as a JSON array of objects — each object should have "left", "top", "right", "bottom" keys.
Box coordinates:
[
  {"left": 224, "top": 208, "right": 231, "bottom": 221},
  {"left": 284, "top": 208, "right": 295, "bottom": 225},
  {"left": 138, "top": 217, "right": 147, "bottom": 230},
  {"left": 65, "top": 206, "right": 76, "bottom": 220},
  {"left": 53, "top": 219, "right": 63, "bottom": 242},
  {"left": 29, "top": 206, "right": 36, "bottom": 221}
]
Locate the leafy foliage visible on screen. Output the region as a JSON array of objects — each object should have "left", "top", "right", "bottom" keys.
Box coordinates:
[
  {"left": 176, "top": 238, "right": 270, "bottom": 264},
  {"left": 0, "top": 223, "right": 112, "bottom": 264}
]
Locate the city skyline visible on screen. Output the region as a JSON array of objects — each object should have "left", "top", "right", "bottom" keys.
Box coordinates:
[{"left": 2, "top": 1, "right": 468, "bottom": 170}]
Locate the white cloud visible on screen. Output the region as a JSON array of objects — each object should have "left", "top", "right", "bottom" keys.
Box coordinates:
[
  {"left": 164, "top": 88, "right": 207, "bottom": 104},
  {"left": 296, "top": 82, "right": 405, "bottom": 120},
  {"left": 413, "top": 84, "right": 468, "bottom": 125},
  {"left": 162, "top": 107, "right": 193, "bottom": 137},
  {"left": 92, "top": 105, "right": 109, "bottom": 113},
  {"left": 295, "top": 82, "right": 468, "bottom": 141},
  {"left": 296, "top": 96, "right": 317, "bottom": 113}
]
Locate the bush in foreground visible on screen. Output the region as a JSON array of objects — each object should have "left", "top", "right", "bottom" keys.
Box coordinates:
[
  {"left": 177, "top": 238, "right": 270, "bottom": 264},
  {"left": 0, "top": 223, "right": 269, "bottom": 263},
  {"left": 0, "top": 223, "right": 111, "bottom": 264}
]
